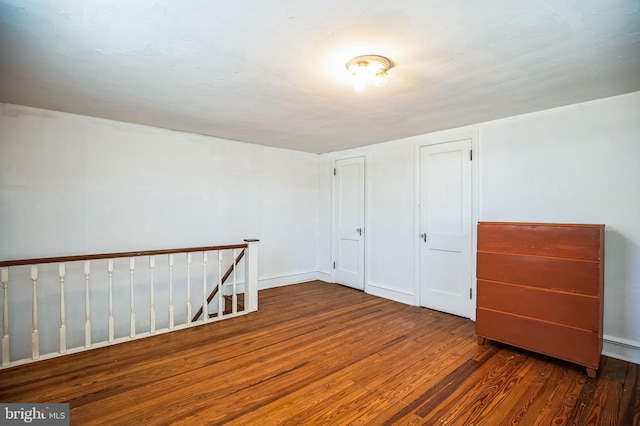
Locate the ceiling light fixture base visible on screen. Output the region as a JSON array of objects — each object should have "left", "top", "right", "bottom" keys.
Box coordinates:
[{"left": 346, "top": 55, "right": 393, "bottom": 92}]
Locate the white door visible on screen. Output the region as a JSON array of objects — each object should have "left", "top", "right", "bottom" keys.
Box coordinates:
[
  {"left": 419, "top": 140, "right": 473, "bottom": 318},
  {"left": 334, "top": 157, "right": 365, "bottom": 290}
]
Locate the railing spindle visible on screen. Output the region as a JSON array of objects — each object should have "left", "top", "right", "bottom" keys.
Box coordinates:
[
  {"left": 232, "top": 249, "right": 238, "bottom": 314},
  {"left": 149, "top": 256, "right": 155, "bottom": 334},
  {"left": 84, "top": 261, "right": 91, "bottom": 348},
  {"left": 168, "top": 254, "right": 174, "bottom": 330},
  {"left": 2, "top": 267, "right": 9, "bottom": 366},
  {"left": 202, "top": 252, "right": 208, "bottom": 322},
  {"left": 108, "top": 259, "right": 114, "bottom": 342},
  {"left": 129, "top": 258, "right": 135, "bottom": 338},
  {"left": 217, "top": 251, "right": 224, "bottom": 318},
  {"left": 31, "top": 265, "right": 39, "bottom": 359},
  {"left": 244, "top": 239, "right": 259, "bottom": 313},
  {"left": 186, "top": 253, "right": 192, "bottom": 325},
  {"left": 59, "top": 263, "right": 66, "bottom": 353}
]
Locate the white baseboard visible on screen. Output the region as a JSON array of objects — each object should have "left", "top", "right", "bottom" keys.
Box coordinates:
[
  {"left": 254, "top": 274, "right": 417, "bottom": 307},
  {"left": 258, "top": 271, "right": 327, "bottom": 290},
  {"left": 603, "top": 334, "right": 640, "bottom": 365},
  {"left": 315, "top": 271, "right": 333, "bottom": 283},
  {"left": 222, "top": 271, "right": 330, "bottom": 292},
  {"left": 366, "top": 282, "right": 415, "bottom": 306}
]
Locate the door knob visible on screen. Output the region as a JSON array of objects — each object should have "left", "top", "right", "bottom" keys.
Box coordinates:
[
  {"left": 420, "top": 233, "right": 427, "bottom": 242},
  {"left": 356, "top": 228, "right": 362, "bottom": 236}
]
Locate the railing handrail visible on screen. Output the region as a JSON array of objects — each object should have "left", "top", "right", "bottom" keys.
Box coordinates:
[{"left": 0, "top": 243, "right": 249, "bottom": 268}]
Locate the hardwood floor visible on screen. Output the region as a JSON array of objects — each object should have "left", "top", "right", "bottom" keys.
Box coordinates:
[{"left": 1, "top": 281, "right": 638, "bottom": 425}]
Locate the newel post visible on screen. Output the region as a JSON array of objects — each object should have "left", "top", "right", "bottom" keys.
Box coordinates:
[{"left": 244, "top": 239, "right": 259, "bottom": 313}]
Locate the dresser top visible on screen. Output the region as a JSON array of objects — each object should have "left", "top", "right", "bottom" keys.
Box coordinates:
[{"left": 478, "top": 222, "right": 604, "bottom": 228}]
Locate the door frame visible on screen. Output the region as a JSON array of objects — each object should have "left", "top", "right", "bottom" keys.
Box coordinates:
[
  {"left": 414, "top": 131, "right": 479, "bottom": 320},
  {"left": 331, "top": 151, "right": 370, "bottom": 292}
]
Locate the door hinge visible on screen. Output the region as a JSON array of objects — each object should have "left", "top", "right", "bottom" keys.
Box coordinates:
[
  {"left": 470, "top": 288, "right": 473, "bottom": 299},
  {"left": 333, "top": 168, "right": 336, "bottom": 176},
  {"left": 470, "top": 150, "right": 473, "bottom": 161},
  {"left": 333, "top": 261, "right": 336, "bottom": 269}
]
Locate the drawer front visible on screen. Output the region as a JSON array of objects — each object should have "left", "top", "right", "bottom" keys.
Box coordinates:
[
  {"left": 477, "top": 280, "right": 599, "bottom": 330},
  {"left": 476, "top": 308, "right": 601, "bottom": 369},
  {"left": 477, "top": 252, "right": 600, "bottom": 296},
  {"left": 477, "top": 223, "right": 602, "bottom": 261}
]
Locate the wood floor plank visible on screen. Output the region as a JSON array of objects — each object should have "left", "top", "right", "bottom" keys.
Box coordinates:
[
  {"left": 532, "top": 364, "right": 587, "bottom": 425},
  {"left": 382, "top": 345, "right": 498, "bottom": 424},
  {"left": 618, "top": 362, "right": 640, "bottom": 426},
  {"left": 566, "top": 356, "right": 628, "bottom": 426},
  {"left": 0, "top": 280, "right": 637, "bottom": 426},
  {"left": 415, "top": 347, "right": 528, "bottom": 424},
  {"left": 379, "top": 337, "right": 482, "bottom": 406},
  {"left": 479, "top": 356, "right": 553, "bottom": 425},
  {"left": 434, "top": 350, "right": 537, "bottom": 424}
]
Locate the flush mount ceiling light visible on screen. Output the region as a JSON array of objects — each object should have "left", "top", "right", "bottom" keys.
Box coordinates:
[{"left": 346, "top": 55, "right": 392, "bottom": 92}]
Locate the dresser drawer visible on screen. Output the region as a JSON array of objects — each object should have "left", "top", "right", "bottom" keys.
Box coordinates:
[
  {"left": 476, "top": 308, "right": 601, "bottom": 369},
  {"left": 477, "top": 280, "right": 599, "bottom": 330},
  {"left": 477, "top": 223, "right": 602, "bottom": 261},
  {"left": 477, "top": 252, "right": 601, "bottom": 295}
]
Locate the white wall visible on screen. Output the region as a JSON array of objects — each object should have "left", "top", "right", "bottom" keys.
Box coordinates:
[
  {"left": 0, "top": 104, "right": 319, "bottom": 279},
  {"left": 0, "top": 104, "right": 317, "bottom": 278},
  {"left": 319, "top": 91, "right": 640, "bottom": 363}
]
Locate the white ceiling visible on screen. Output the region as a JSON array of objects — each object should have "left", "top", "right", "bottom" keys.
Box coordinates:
[{"left": 1, "top": 1, "right": 639, "bottom": 154}]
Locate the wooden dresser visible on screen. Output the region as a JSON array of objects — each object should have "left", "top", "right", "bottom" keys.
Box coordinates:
[{"left": 475, "top": 222, "right": 604, "bottom": 378}]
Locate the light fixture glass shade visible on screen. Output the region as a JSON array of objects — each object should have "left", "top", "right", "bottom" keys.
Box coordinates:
[
  {"left": 373, "top": 69, "right": 388, "bottom": 87},
  {"left": 353, "top": 77, "right": 367, "bottom": 92},
  {"left": 352, "top": 62, "right": 369, "bottom": 92},
  {"left": 346, "top": 55, "right": 392, "bottom": 92}
]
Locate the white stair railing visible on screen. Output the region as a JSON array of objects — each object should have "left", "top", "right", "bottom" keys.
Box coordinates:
[
  {"left": 30, "top": 266, "right": 39, "bottom": 360},
  {"left": 84, "top": 261, "right": 91, "bottom": 348},
  {"left": 168, "top": 254, "right": 174, "bottom": 330},
  {"left": 2, "top": 267, "right": 9, "bottom": 366},
  {"left": 59, "top": 264, "right": 67, "bottom": 353},
  {"left": 0, "top": 240, "right": 259, "bottom": 369},
  {"left": 107, "top": 260, "right": 114, "bottom": 343}
]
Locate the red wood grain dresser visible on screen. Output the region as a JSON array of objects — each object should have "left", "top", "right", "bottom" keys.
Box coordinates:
[{"left": 475, "top": 222, "right": 605, "bottom": 378}]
